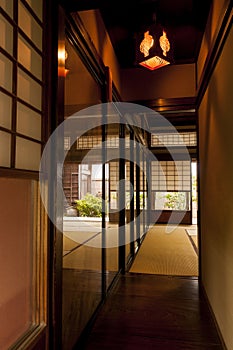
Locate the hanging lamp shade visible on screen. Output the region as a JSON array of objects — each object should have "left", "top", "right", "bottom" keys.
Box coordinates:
[{"left": 135, "top": 23, "right": 174, "bottom": 70}]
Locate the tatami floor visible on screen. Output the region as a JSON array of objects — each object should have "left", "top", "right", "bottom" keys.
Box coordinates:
[{"left": 129, "top": 225, "right": 198, "bottom": 276}]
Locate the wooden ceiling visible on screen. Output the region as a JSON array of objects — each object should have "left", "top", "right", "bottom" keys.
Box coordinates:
[{"left": 62, "top": 0, "right": 213, "bottom": 69}]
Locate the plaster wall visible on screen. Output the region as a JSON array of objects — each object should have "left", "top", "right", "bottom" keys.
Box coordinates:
[
  {"left": 197, "top": 0, "right": 230, "bottom": 84},
  {"left": 121, "top": 63, "right": 196, "bottom": 101},
  {"left": 79, "top": 10, "right": 121, "bottom": 93},
  {"left": 199, "top": 24, "right": 233, "bottom": 350}
]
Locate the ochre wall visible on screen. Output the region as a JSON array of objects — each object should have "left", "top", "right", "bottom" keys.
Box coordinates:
[
  {"left": 198, "top": 22, "right": 233, "bottom": 350},
  {"left": 197, "top": 0, "right": 230, "bottom": 85},
  {"left": 79, "top": 10, "right": 121, "bottom": 94},
  {"left": 121, "top": 63, "right": 196, "bottom": 101}
]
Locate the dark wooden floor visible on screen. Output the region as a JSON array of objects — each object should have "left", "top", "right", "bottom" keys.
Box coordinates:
[{"left": 81, "top": 273, "right": 224, "bottom": 350}]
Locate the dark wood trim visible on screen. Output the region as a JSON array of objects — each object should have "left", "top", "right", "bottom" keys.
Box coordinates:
[
  {"left": 132, "top": 97, "right": 196, "bottom": 112},
  {"left": 11, "top": 0, "right": 18, "bottom": 168},
  {"left": 149, "top": 148, "right": 197, "bottom": 161},
  {"left": 136, "top": 142, "right": 141, "bottom": 247},
  {"left": 50, "top": 4, "right": 65, "bottom": 349},
  {"left": 102, "top": 67, "right": 111, "bottom": 291},
  {"left": 0, "top": 46, "right": 16, "bottom": 63},
  {"left": 142, "top": 145, "right": 146, "bottom": 234},
  {"left": 196, "top": 1, "right": 232, "bottom": 108},
  {"left": 104, "top": 66, "right": 112, "bottom": 102},
  {"left": 132, "top": 97, "right": 197, "bottom": 128},
  {"left": 15, "top": 132, "right": 43, "bottom": 144},
  {"left": 101, "top": 118, "right": 107, "bottom": 295},
  {"left": 196, "top": 109, "right": 202, "bottom": 281},
  {"left": 0, "top": 167, "right": 39, "bottom": 179},
  {"left": 165, "top": 126, "right": 197, "bottom": 132},
  {"left": 189, "top": 160, "right": 193, "bottom": 222},
  {"left": 0, "top": 86, "right": 44, "bottom": 116},
  {"left": 112, "top": 82, "right": 122, "bottom": 102},
  {"left": 0, "top": 126, "right": 12, "bottom": 134},
  {"left": 130, "top": 131, "right": 135, "bottom": 257},
  {"left": 102, "top": 67, "right": 111, "bottom": 289},
  {"left": 17, "top": 95, "right": 44, "bottom": 114},
  {"left": 119, "top": 123, "right": 126, "bottom": 273},
  {"left": 41, "top": 7, "right": 54, "bottom": 283},
  {"left": 65, "top": 12, "right": 106, "bottom": 86},
  {"left": 41, "top": 0, "right": 48, "bottom": 152},
  {"left": 29, "top": 329, "right": 47, "bottom": 350},
  {"left": 151, "top": 210, "right": 192, "bottom": 225},
  {"left": 63, "top": 146, "right": 200, "bottom": 164},
  {"left": 146, "top": 157, "right": 152, "bottom": 227},
  {"left": 10, "top": 324, "right": 47, "bottom": 350},
  {"left": 42, "top": 1, "right": 64, "bottom": 349},
  {"left": 0, "top": 126, "right": 44, "bottom": 145},
  {"left": 195, "top": 60, "right": 198, "bottom": 91}
]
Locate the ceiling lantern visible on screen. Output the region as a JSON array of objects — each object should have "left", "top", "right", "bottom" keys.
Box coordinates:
[{"left": 135, "top": 23, "right": 174, "bottom": 71}]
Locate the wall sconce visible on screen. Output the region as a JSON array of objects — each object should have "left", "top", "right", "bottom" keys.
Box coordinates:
[
  {"left": 135, "top": 23, "right": 174, "bottom": 70},
  {"left": 58, "top": 46, "right": 69, "bottom": 77},
  {"left": 64, "top": 50, "right": 69, "bottom": 77}
]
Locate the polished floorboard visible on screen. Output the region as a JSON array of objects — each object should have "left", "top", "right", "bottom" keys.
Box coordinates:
[{"left": 81, "top": 273, "right": 224, "bottom": 350}]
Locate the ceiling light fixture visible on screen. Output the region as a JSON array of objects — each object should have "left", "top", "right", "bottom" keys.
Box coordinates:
[{"left": 135, "top": 20, "right": 174, "bottom": 71}]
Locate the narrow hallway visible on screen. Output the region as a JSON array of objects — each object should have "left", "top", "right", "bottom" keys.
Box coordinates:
[{"left": 80, "top": 274, "right": 224, "bottom": 350}]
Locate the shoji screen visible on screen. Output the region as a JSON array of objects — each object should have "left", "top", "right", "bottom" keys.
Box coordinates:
[{"left": 0, "top": 0, "right": 44, "bottom": 171}]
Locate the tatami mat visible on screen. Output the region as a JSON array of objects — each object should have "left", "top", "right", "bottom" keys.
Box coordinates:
[{"left": 129, "top": 225, "right": 198, "bottom": 276}]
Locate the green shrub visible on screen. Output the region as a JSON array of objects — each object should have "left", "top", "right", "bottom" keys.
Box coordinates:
[
  {"left": 75, "top": 193, "right": 102, "bottom": 217},
  {"left": 164, "top": 192, "right": 186, "bottom": 210}
]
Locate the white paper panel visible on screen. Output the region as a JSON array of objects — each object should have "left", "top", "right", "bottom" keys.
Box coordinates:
[
  {"left": 0, "top": 0, "right": 13, "bottom": 17},
  {"left": 0, "top": 54, "right": 12, "bottom": 92},
  {"left": 0, "top": 92, "right": 12, "bottom": 129},
  {"left": 18, "top": 35, "right": 42, "bottom": 80},
  {"left": 0, "top": 15, "right": 13, "bottom": 55},
  {"left": 0, "top": 131, "right": 11, "bottom": 167},
  {"left": 17, "top": 103, "right": 41, "bottom": 140},
  {"left": 16, "top": 137, "right": 41, "bottom": 171},
  {"left": 17, "top": 68, "right": 42, "bottom": 110}
]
